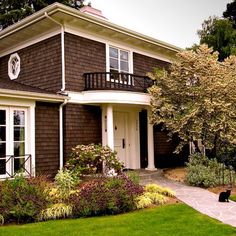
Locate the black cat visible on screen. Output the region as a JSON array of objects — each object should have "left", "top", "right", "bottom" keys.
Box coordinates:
[{"left": 218, "top": 189, "right": 231, "bottom": 202}]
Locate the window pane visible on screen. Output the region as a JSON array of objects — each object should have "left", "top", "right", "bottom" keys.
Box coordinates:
[
  {"left": 0, "top": 159, "right": 6, "bottom": 175},
  {"left": 110, "top": 58, "right": 119, "bottom": 70},
  {"left": 14, "top": 157, "right": 25, "bottom": 173},
  {"left": 14, "top": 110, "right": 25, "bottom": 126},
  {"left": 14, "top": 127, "right": 25, "bottom": 141},
  {"left": 14, "top": 142, "right": 25, "bottom": 157},
  {"left": 120, "top": 50, "right": 128, "bottom": 61},
  {"left": 109, "top": 47, "right": 118, "bottom": 58},
  {"left": 0, "top": 143, "right": 6, "bottom": 157},
  {"left": 0, "top": 110, "right": 6, "bottom": 125},
  {"left": 120, "top": 61, "right": 129, "bottom": 72},
  {"left": 0, "top": 127, "right": 6, "bottom": 142}
]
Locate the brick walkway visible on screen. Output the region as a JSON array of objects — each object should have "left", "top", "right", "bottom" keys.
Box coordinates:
[{"left": 140, "top": 173, "right": 236, "bottom": 227}]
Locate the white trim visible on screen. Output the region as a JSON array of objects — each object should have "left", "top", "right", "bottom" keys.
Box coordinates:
[
  {"left": 29, "top": 104, "right": 36, "bottom": 176},
  {"left": 65, "top": 26, "right": 172, "bottom": 63},
  {"left": 146, "top": 108, "right": 156, "bottom": 171},
  {"left": 68, "top": 91, "right": 150, "bottom": 106},
  {"left": 0, "top": 88, "right": 66, "bottom": 102},
  {"left": 0, "top": 29, "right": 61, "bottom": 58},
  {"left": 0, "top": 101, "right": 35, "bottom": 178},
  {"left": 107, "top": 105, "right": 114, "bottom": 150},
  {"left": 0, "top": 3, "right": 181, "bottom": 52},
  {"left": 59, "top": 99, "right": 68, "bottom": 170},
  {"left": 8, "top": 53, "right": 21, "bottom": 80}
]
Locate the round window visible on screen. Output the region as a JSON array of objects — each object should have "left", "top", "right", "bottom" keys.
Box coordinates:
[{"left": 8, "top": 53, "right": 20, "bottom": 80}]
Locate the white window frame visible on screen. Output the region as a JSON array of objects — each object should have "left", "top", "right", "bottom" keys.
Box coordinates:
[
  {"left": 106, "top": 45, "right": 133, "bottom": 85},
  {"left": 0, "top": 106, "right": 31, "bottom": 178},
  {"left": 8, "top": 53, "right": 21, "bottom": 80}
]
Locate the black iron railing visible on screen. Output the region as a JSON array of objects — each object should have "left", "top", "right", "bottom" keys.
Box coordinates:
[
  {"left": 0, "top": 154, "right": 32, "bottom": 179},
  {"left": 84, "top": 72, "right": 153, "bottom": 93}
]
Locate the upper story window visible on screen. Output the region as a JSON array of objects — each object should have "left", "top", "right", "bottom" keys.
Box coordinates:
[
  {"left": 8, "top": 53, "right": 20, "bottom": 80},
  {"left": 109, "top": 47, "right": 129, "bottom": 73}
]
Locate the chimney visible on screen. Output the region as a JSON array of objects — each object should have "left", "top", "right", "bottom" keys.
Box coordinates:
[{"left": 80, "top": 5, "right": 108, "bottom": 20}]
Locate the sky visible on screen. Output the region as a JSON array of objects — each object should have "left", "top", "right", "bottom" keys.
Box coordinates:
[{"left": 87, "top": 0, "right": 231, "bottom": 49}]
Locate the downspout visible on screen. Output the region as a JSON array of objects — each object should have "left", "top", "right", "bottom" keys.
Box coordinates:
[
  {"left": 44, "top": 12, "right": 65, "bottom": 91},
  {"left": 59, "top": 99, "right": 68, "bottom": 169},
  {"left": 45, "top": 12, "right": 67, "bottom": 169}
]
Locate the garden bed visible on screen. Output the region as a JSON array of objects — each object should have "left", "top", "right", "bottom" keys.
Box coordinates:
[{"left": 163, "top": 167, "right": 236, "bottom": 200}]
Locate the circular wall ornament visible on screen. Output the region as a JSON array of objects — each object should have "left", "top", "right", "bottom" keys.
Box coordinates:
[{"left": 8, "top": 53, "right": 20, "bottom": 80}]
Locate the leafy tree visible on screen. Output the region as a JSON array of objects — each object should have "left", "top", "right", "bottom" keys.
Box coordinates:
[
  {"left": 223, "top": 0, "right": 236, "bottom": 28},
  {"left": 197, "top": 16, "right": 236, "bottom": 61},
  {"left": 148, "top": 45, "right": 236, "bottom": 157},
  {"left": 0, "top": 0, "right": 86, "bottom": 29}
]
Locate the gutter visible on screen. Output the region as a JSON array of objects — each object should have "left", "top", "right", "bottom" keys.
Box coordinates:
[
  {"left": 44, "top": 12, "right": 66, "bottom": 92},
  {"left": 44, "top": 12, "right": 68, "bottom": 170},
  {"left": 0, "top": 88, "right": 65, "bottom": 102},
  {"left": 59, "top": 98, "right": 68, "bottom": 169}
]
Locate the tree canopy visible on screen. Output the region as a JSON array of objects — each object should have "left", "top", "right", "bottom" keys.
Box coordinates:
[
  {"left": 197, "top": 16, "right": 236, "bottom": 61},
  {"left": 223, "top": 0, "right": 236, "bottom": 28},
  {"left": 0, "top": 0, "right": 86, "bottom": 29},
  {"left": 191, "top": 1, "right": 236, "bottom": 61},
  {"left": 148, "top": 45, "right": 236, "bottom": 154}
]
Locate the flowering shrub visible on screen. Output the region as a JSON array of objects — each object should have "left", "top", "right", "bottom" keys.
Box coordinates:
[
  {"left": 66, "top": 144, "right": 123, "bottom": 175},
  {"left": 68, "top": 174, "right": 143, "bottom": 217},
  {"left": 0, "top": 175, "right": 49, "bottom": 223}
]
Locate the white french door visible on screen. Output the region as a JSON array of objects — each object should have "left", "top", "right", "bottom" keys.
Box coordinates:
[{"left": 0, "top": 107, "right": 29, "bottom": 178}]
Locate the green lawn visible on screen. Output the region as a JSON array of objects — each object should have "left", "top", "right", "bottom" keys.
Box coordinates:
[
  {"left": 230, "top": 195, "right": 236, "bottom": 202},
  {"left": 0, "top": 204, "right": 235, "bottom": 236}
]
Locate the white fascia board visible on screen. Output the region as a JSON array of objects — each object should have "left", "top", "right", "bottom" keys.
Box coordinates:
[
  {"left": 0, "top": 3, "right": 181, "bottom": 54},
  {"left": 68, "top": 91, "right": 150, "bottom": 106},
  {"left": 0, "top": 89, "right": 66, "bottom": 102}
]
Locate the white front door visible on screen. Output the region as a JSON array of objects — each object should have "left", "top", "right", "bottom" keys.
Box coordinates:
[{"left": 114, "top": 112, "right": 127, "bottom": 167}]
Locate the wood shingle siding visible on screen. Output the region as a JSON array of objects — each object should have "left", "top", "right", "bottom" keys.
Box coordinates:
[
  {"left": 64, "top": 33, "right": 106, "bottom": 92},
  {"left": 63, "top": 104, "right": 102, "bottom": 161},
  {"left": 0, "top": 35, "right": 62, "bottom": 93},
  {"left": 35, "top": 102, "right": 60, "bottom": 176},
  {"left": 133, "top": 52, "right": 170, "bottom": 76}
]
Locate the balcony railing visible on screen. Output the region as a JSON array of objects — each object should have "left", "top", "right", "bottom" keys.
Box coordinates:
[
  {"left": 84, "top": 72, "right": 153, "bottom": 93},
  {"left": 0, "top": 154, "right": 32, "bottom": 179}
]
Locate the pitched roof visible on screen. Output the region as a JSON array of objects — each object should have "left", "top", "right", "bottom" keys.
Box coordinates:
[
  {"left": 0, "top": 3, "right": 181, "bottom": 60},
  {"left": 0, "top": 78, "right": 66, "bottom": 102}
]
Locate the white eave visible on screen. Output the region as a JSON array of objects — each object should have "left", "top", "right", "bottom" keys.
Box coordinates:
[
  {"left": 0, "top": 88, "right": 67, "bottom": 102},
  {"left": 0, "top": 3, "right": 181, "bottom": 59}
]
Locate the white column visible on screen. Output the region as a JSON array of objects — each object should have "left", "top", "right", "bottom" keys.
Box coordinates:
[
  {"left": 106, "top": 104, "right": 114, "bottom": 150},
  {"left": 102, "top": 105, "right": 107, "bottom": 147},
  {"left": 146, "top": 109, "right": 156, "bottom": 171}
]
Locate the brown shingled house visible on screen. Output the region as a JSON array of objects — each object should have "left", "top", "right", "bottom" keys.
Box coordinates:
[{"left": 0, "top": 3, "right": 188, "bottom": 179}]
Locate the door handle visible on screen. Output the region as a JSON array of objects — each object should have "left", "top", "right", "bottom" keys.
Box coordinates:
[{"left": 122, "top": 139, "right": 125, "bottom": 149}]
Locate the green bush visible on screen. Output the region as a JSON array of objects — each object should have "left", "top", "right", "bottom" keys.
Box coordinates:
[
  {"left": 54, "top": 169, "right": 80, "bottom": 199},
  {"left": 66, "top": 144, "right": 123, "bottom": 175},
  {"left": 186, "top": 153, "right": 235, "bottom": 187},
  {"left": 0, "top": 175, "right": 49, "bottom": 223},
  {"left": 0, "top": 214, "right": 4, "bottom": 226},
  {"left": 216, "top": 143, "right": 236, "bottom": 170}
]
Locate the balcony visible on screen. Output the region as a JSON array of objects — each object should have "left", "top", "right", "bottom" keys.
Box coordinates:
[
  {"left": 0, "top": 154, "right": 32, "bottom": 179},
  {"left": 84, "top": 72, "right": 153, "bottom": 93}
]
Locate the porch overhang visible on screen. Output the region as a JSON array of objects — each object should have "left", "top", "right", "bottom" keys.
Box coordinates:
[{"left": 68, "top": 90, "right": 150, "bottom": 106}]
